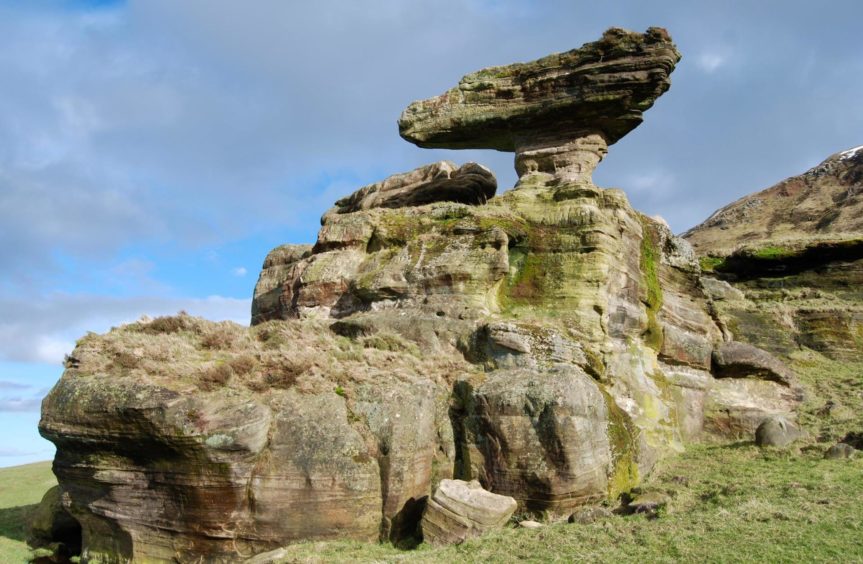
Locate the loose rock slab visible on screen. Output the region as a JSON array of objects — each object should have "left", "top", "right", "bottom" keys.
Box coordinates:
[
  {"left": 325, "top": 161, "right": 496, "bottom": 217},
  {"left": 421, "top": 479, "right": 516, "bottom": 546}
]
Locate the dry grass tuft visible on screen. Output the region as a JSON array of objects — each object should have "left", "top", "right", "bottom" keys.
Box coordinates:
[{"left": 199, "top": 363, "right": 233, "bottom": 391}]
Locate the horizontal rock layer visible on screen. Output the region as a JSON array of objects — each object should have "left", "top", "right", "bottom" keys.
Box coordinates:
[
  {"left": 324, "top": 161, "right": 496, "bottom": 218},
  {"left": 398, "top": 27, "right": 681, "bottom": 152}
]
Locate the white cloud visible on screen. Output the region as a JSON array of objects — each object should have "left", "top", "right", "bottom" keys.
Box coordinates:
[
  {"left": 232, "top": 267, "right": 247, "bottom": 277},
  {"left": 695, "top": 52, "right": 727, "bottom": 73}
]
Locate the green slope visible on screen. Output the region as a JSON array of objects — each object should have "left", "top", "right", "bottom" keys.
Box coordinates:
[{"left": 0, "top": 461, "right": 56, "bottom": 563}]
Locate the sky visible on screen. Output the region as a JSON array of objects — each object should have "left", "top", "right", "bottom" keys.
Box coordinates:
[{"left": 1, "top": 0, "right": 861, "bottom": 467}]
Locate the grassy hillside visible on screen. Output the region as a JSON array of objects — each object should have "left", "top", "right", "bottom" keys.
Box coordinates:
[{"left": 0, "top": 461, "right": 55, "bottom": 563}]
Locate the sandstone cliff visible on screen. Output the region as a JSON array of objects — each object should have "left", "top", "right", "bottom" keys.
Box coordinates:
[{"left": 37, "top": 28, "right": 810, "bottom": 563}]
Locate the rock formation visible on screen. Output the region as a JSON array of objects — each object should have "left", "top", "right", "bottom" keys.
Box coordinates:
[
  {"left": 399, "top": 27, "right": 681, "bottom": 182},
  {"left": 36, "top": 27, "right": 820, "bottom": 562},
  {"left": 323, "top": 160, "right": 496, "bottom": 218},
  {"left": 685, "top": 146, "right": 863, "bottom": 364}
]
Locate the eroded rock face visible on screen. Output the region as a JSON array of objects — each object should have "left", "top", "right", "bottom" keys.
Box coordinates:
[
  {"left": 686, "top": 146, "right": 863, "bottom": 370},
  {"left": 40, "top": 317, "right": 465, "bottom": 561},
  {"left": 324, "top": 161, "right": 496, "bottom": 218},
  {"left": 398, "top": 27, "right": 681, "bottom": 182},
  {"left": 454, "top": 367, "right": 612, "bottom": 514}
]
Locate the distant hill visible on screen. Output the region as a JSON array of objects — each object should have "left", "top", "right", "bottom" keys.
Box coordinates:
[{"left": 684, "top": 145, "right": 863, "bottom": 256}]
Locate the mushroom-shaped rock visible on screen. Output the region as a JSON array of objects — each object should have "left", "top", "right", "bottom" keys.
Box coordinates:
[
  {"left": 399, "top": 27, "right": 680, "bottom": 181},
  {"left": 421, "top": 479, "right": 517, "bottom": 546},
  {"left": 324, "top": 161, "right": 496, "bottom": 218}
]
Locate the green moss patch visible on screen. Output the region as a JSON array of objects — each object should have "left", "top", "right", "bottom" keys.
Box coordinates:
[{"left": 639, "top": 218, "right": 664, "bottom": 351}]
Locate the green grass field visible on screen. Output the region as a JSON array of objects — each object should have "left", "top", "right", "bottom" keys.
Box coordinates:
[{"left": 0, "top": 461, "right": 55, "bottom": 563}]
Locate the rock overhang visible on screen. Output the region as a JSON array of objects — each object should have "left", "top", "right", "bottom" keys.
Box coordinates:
[{"left": 398, "top": 27, "right": 681, "bottom": 181}]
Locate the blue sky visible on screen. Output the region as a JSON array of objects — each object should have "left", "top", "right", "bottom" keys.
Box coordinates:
[{"left": 1, "top": 0, "right": 861, "bottom": 467}]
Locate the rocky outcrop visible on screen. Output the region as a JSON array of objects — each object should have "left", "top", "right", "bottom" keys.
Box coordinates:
[
  {"left": 399, "top": 27, "right": 680, "bottom": 182},
  {"left": 685, "top": 145, "right": 863, "bottom": 365},
  {"left": 712, "top": 341, "right": 794, "bottom": 385},
  {"left": 453, "top": 367, "right": 613, "bottom": 513},
  {"left": 37, "top": 27, "right": 808, "bottom": 562},
  {"left": 324, "top": 161, "right": 496, "bottom": 218},
  {"left": 251, "top": 244, "right": 313, "bottom": 325},
  {"left": 420, "top": 479, "right": 516, "bottom": 546}
]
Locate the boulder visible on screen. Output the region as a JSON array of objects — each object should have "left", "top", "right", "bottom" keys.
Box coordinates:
[
  {"left": 324, "top": 161, "right": 496, "bottom": 218},
  {"left": 755, "top": 416, "right": 801, "bottom": 448},
  {"left": 455, "top": 367, "right": 613, "bottom": 514},
  {"left": 568, "top": 506, "right": 613, "bottom": 525},
  {"left": 712, "top": 342, "right": 794, "bottom": 385},
  {"left": 399, "top": 27, "right": 680, "bottom": 181},
  {"left": 824, "top": 443, "right": 857, "bottom": 459},
  {"left": 626, "top": 491, "right": 670, "bottom": 516},
  {"left": 420, "top": 479, "right": 516, "bottom": 546}
]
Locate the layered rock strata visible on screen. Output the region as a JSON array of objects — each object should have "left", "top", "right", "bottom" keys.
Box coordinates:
[
  {"left": 420, "top": 479, "right": 516, "bottom": 546},
  {"left": 685, "top": 147, "right": 863, "bottom": 363},
  {"left": 324, "top": 160, "right": 496, "bottom": 218},
  {"left": 686, "top": 147, "right": 863, "bottom": 434},
  {"left": 37, "top": 28, "right": 805, "bottom": 562},
  {"left": 399, "top": 27, "right": 681, "bottom": 182}
]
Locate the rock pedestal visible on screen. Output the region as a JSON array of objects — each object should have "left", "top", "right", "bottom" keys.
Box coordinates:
[{"left": 398, "top": 27, "right": 680, "bottom": 182}]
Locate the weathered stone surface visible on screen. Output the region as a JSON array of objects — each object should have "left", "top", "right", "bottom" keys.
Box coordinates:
[
  {"left": 755, "top": 416, "right": 801, "bottom": 448},
  {"left": 251, "top": 244, "right": 313, "bottom": 324},
  {"left": 324, "top": 161, "right": 496, "bottom": 218},
  {"left": 712, "top": 342, "right": 794, "bottom": 385},
  {"left": 626, "top": 491, "right": 670, "bottom": 516},
  {"left": 568, "top": 506, "right": 613, "bottom": 524},
  {"left": 685, "top": 146, "right": 863, "bottom": 366},
  {"left": 38, "top": 28, "right": 813, "bottom": 561},
  {"left": 39, "top": 316, "right": 470, "bottom": 561},
  {"left": 399, "top": 27, "right": 680, "bottom": 181},
  {"left": 420, "top": 479, "right": 516, "bottom": 546},
  {"left": 567, "top": 506, "right": 614, "bottom": 525},
  {"left": 518, "top": 520, "right": 543, "bottom": 529},
  {"left": 705, "top": 379, "right": 802, "bottom": 437},
  {"left": 453, "top": 367, "right": 614, "bottom": 514}
]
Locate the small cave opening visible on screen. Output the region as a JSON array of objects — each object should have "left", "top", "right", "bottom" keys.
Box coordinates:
[{"left": 31, "top": 510, "right": 82, "bottom": 564}]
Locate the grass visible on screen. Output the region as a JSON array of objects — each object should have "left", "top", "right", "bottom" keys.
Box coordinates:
[
  {"left": 0, "top": 461, "right": 55, "bottom": 563},
  {"left": 5, "top": 440, "right": 863, "bottom": 563},
  {"left": 267, "top": 444, "right": 863, "bottom": 563}
]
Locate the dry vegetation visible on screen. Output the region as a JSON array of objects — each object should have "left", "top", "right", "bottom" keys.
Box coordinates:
[{"left": 66, "top": 313, "right": 475, "bottom": 399}]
